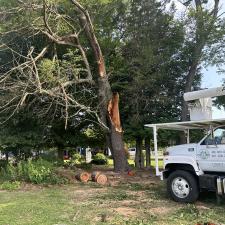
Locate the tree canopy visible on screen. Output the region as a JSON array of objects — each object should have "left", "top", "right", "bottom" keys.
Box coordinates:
[{"left": 0, "top": 0, "right": 225, "bottom": 170}]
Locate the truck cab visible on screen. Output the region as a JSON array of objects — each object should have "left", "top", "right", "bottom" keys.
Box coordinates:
[
  {"left": 145, "top": 87, "right": 225, "bottom": 203},
  {"left": 145, "top": 119, "right": 225, "bottom": 203},
  {"left": 166, "top": 125, "right": 225, "bottom": 173}
]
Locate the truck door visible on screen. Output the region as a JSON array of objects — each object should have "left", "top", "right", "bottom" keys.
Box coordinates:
[{"left": 197, "top": 126, "right": 225, "bottom": 172}]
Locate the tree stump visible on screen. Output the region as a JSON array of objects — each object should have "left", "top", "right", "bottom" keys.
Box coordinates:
[
  {"left": 91, "top": 171, "right": 108, "bottom": 185},
  {"left": 75, "top": 172, "right": 90, "bottom": 182}
]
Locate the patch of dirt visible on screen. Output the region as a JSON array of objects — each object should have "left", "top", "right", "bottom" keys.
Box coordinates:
[
  {"left": 114, "top": 207, "right": 138, "bottom": 217},
  {"left": 70, "top": 186, "right": 107, "bottom": 202},
  {"left": 150, "top": 206, "right": 174, "bottom": 215},
  {"left": 120, "top": 200, "right": 137, "bottom": 206},
  {"left": 103, "top": 168, "right": 160, "bottom": 187},
  {"left": 196, "top": 204, "right": 211, "bottom": 210},
  {"left": 20, "top": 183, "right": 44, "bottom": 191}
]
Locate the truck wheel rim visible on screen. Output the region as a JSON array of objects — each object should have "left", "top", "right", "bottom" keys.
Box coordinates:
[{"left": 172, "top": 177, "right": 190, "bottom": 199}]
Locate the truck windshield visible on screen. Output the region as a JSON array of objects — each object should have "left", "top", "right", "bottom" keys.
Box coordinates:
[{"left": 201, "top": 126, "right": 225, "bottom": 145}]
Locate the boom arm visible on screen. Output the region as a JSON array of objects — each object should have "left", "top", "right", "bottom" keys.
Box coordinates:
[{"left": 184, "top": 87, "right": 225, "bottom": 102}]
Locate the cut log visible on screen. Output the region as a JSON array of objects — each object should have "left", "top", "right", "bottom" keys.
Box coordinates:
[
  {"left": 95, "top": 174, "right": 108, "bottom": 185},
  {"left": 75, "top": 172, "right": 90, "bottom": 182},
  {"left": 91, "top": 171, "right": 108, "bottom": 184},
  {"left": 91, "top": 171, "right": 101, "bottom": 181}
]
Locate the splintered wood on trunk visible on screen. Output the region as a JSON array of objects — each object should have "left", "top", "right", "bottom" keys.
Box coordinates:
[{"left": 108, "top": 93, "right": 122, "bottom": 132}]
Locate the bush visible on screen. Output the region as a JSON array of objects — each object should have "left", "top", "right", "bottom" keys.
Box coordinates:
[
  {"left": 77, "top": 163, "right": 92, "bottom": 170},
  {"left": 71, "top": 153, "right": 83, "bottom": 164},
  {"left": 0, "top": 160, "right": 8, "bottom": 169},
  {"left": 91, "top": 153, "right": 108, "bottom": 165},
  {"left": 0, "top": 181, "right": 21, "bottom": 191},
  {"left": 0, "top": 159, "right": 66, "bottom": 184},
  {"left": 1, "top": 163, "right": 18, "bottom": 181}
]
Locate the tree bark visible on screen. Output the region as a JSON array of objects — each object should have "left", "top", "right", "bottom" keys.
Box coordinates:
[
  {"left": 108, "top": 93, "right": 128, "bottom": 171},
  {"left": 145, "top": 137, "right": 151, "bottom": 168},
  {"left": 181, "top": 44, "right": 205, "bottom": 123},
  {"left": 135, "top": 137, "right": 144, "bottom": 169}
]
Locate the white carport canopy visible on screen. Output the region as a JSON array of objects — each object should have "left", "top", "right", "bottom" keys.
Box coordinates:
[
  {"left": 144, "top": 118, "right": 225, "bottom": 177},
  {"left": 145, "top": 118, "right": 225, "bottom": 131}
]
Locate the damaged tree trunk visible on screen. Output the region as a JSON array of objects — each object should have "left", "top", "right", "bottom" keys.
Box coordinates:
[
  {"left": 71, "top": 0, "right": 128, "bottom": 172},
  {"left": 108, "top": 93, "right": 128, "bottom": 171}
]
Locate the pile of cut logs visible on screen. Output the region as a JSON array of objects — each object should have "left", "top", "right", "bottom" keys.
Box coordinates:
[{"left": 75, "top": 171, "right": 108, "bottom": 185}]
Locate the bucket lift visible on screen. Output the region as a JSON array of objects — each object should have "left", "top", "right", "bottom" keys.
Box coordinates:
[{"left": 184, "top": 87, "right": 225, "bottom": 121}]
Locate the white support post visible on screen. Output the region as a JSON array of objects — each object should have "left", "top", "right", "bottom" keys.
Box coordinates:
[
  {"left": 187, "top": 129, "right": 190, "bottom": 144},
  {"left": 153, "top": 125, "right": 160, "bottom": 176}
]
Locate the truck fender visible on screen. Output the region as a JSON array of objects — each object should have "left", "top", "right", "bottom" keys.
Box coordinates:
[{"left": 163, "top": 156, "right": 204, "bottom": 179}]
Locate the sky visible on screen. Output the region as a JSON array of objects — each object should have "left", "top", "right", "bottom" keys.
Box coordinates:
[
  {"left": 174, "top": 0, "right": 225, "bottom": 119},
  {"left": 202, "top": 67, "right": 225, "bottom": 118}
]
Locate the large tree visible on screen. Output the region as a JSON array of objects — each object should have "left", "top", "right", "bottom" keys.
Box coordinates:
[
  {"left": 179, "top": 0, "right": 223, "bottom": 122},
  {"left": 112, "top": 0, "right": 187, "bottom": 168},
  {"left": 0, "top": 0, "right": 128, "bottom": 171}
]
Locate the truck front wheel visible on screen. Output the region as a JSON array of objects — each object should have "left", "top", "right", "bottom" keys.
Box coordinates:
[{"left": 167, "top": 170, "right": 199, "bottom": 203}]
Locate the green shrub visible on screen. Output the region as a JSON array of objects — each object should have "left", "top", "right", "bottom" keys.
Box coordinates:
[
  {"left": 71, "top": 153, "right": 82, "bottom": 164},
  {"left": 91, "top": 153, "right": 108, "bottom": 165},
  {"left": 63, "top": 153, "right": 84, "bottom": 169},
  {"left": 0, "top": 159, "right": 66, "bottom": 184},
  {"left": 0, "top": 181, "right": 21, "bottom": 191},
  {"left": 1, "top": 163, "right": 18, "bottom": 181},
  {"left": 0, "top": 160, "right": 8, "bottom": 169},
  {"left": 26, "top": 160, "right": 52, "bottom": 184},
  {"left": 78, "top": 163, "right": 92, "bottom": 170}
]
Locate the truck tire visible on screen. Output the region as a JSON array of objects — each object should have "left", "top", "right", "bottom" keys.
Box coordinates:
[{"left": 167, "top": 170, "right": 199, "bottom": 203}]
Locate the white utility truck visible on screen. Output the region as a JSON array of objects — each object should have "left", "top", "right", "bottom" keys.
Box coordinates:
[{"left": 145, "top": 87, "right": 225, "bottom": 203}]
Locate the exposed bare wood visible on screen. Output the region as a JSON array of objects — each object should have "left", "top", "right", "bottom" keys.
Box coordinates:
[{"left": 108, "top": 93, "right": 122, "bottom": 133}]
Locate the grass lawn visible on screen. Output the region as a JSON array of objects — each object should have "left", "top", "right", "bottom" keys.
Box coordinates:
[{"left": 0, "top": 181, "right": 224, "bottom": 225}]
